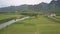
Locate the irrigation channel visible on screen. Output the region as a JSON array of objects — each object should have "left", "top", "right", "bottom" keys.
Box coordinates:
[{"left": 0, "top": 16, "right": 30, "bottom": 30}]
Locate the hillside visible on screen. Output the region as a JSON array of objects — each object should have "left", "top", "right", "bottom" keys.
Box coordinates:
[{"left": 0, "top": 0, "right": 60, "bottom": 13}]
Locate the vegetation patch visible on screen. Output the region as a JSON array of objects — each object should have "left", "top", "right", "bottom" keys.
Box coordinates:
[
  {"left": 0, "top": 14, "right": 21, "bottom": 24},
  {"left": 0, "top": 16, "right": 60, "bottom": 34}
]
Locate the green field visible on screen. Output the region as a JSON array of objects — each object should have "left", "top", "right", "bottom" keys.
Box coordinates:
[
  {"left": 0, "top": 16, "right": 60, "bottom": 34},
  {"left": 46, "top": 16, "right": 60, "bottom": 23},
  {"left": 0, "top": 14, "right": 21, "bottom": 24}
]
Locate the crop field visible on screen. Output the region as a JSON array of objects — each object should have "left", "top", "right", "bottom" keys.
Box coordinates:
[{"left": 0, "top": 16, "right": 60, "bottom": 34}]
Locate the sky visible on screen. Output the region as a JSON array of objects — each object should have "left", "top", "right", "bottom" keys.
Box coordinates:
[{"left": 0, "top": 0, "right": 52, "bottom": 8}]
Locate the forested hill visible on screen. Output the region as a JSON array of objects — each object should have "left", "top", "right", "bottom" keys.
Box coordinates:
[{"left": 0, "top": 0, "right": 60, "bottom": 12}]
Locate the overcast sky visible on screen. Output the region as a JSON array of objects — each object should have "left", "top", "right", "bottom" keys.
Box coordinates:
[{"left": 0, "top": 0, "right": 52, "bottom": 8}]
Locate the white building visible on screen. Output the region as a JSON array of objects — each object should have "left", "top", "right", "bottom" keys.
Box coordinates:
[{"left": 48, "top": 13, "right": 56, "bottom": 17}]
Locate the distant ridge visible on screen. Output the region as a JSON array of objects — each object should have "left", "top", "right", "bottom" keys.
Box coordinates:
[{"left": 0, "top": 0, "right": 60, "bottom": 13}]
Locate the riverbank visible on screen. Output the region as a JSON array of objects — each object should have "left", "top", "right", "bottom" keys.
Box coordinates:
[
  {"left": 0, "top": 16, "right": 30, "bottom": 30},
  {"left": 0, "top": 14, "right": 20, "bottom": 24},
  {"left": 0, "top": 16, "right": 60, "bottom": 34}
]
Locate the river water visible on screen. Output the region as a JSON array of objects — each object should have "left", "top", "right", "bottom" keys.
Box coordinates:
[{"left": 0, "top": 17, "right": 30, "bottom": 30}]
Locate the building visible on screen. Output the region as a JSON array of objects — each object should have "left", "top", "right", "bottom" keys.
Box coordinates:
[{"left": 48, "top": 13, "right": 56, "bottom": 17}]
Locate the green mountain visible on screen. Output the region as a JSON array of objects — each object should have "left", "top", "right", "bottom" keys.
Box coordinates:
[
  {"left": 0, "top": 0, "right": 60, "bottom": 13},
  {"left": 49, "top": 0, "right": 60, "bottom": 12}
]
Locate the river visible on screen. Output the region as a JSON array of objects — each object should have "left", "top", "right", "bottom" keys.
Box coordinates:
[{"left": 0, "top": 17, "right": 30, "bottom": 30}]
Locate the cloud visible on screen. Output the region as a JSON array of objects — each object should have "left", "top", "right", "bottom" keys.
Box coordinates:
[{"left": 0, "top": 0, "right": 52, "bottom": 7}]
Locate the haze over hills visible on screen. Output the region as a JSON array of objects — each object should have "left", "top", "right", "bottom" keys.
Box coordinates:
[{"left": 0, "top": 0, "right": 60, "bottom": 13}]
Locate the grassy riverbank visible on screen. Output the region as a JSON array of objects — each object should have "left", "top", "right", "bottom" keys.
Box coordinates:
[
  {"left": 0, "top": 14, "right": 21, "bottom": 24},
  {"left": 0, "top": 16, "right": 60, "bottom": 34}
]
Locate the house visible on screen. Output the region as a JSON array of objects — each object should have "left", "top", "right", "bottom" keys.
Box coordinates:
[{"left": 48, "top": 13, "right": 56, "bottom": 17}]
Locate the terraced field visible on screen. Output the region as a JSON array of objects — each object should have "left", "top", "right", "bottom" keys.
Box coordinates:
[
  {"left": 46, "top": 16, "right": 60, "bottom": 23},
  {"left": 0, "top": 16, "right": 60, "bottom": 34}
]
